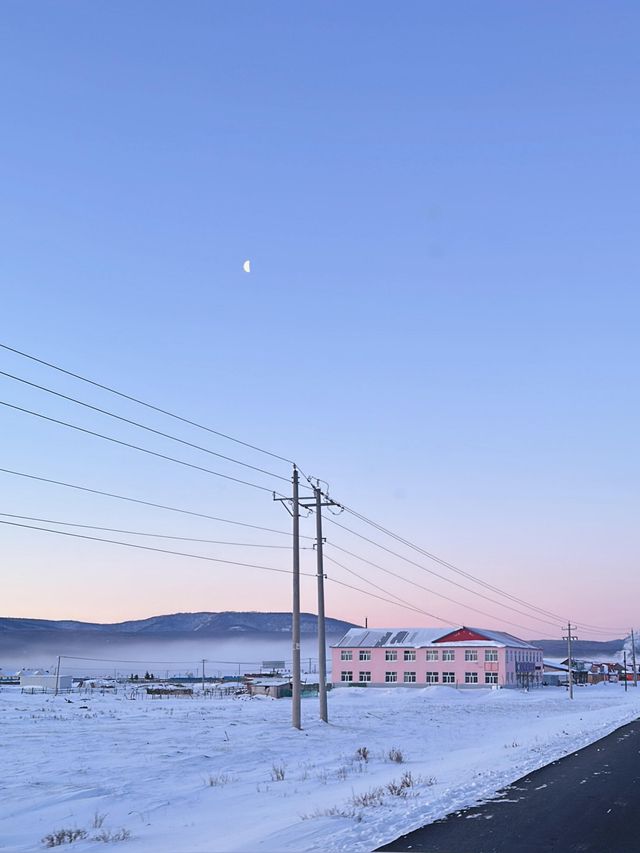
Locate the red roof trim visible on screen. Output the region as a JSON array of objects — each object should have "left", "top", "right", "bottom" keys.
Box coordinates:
[{"left": 434, "top": 627, "right": 489, "bottom": 644}]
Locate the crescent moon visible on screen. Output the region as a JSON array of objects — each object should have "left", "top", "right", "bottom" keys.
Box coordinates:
[{"left": 242, "top": 260, "right": 251, "bottom": 273}]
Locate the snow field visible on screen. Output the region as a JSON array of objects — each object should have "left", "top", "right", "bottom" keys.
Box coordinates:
[{"left": 1, "top": 684, "right": 639, "bottom": 852}]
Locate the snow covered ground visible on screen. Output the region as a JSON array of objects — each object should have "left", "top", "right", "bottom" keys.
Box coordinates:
[{"left": 2, "top": 683, "right": 639, "bottom": 852}]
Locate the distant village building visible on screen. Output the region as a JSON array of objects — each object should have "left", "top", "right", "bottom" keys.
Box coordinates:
[
  {"left": 19, "top": 670, "right": 73, "bottom": 691},
  {"left": 331, "top": 627, "right": 544, "bottom": 689}
]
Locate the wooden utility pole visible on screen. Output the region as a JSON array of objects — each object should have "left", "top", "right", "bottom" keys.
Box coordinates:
[
  {"left": 274, "top": 465, "right": 302, "bottom": 729},
  {"left": 55, "top": 655, "right": 61, "bottom": 696},
  {"left": 631, "top": 629, "right": 637, "bottom": 687},
  {"left": 563, "top": 623, "right": 577, "bottom": 699},
  {"left": 314, "top": 485, "right": 328, "bottom": 723},
  {"left": 291, "top": 466, "right": 301, "bottom": 729},
  {"left": 201, "top": 659, "right": 206, "bottom": 693},
  {"left": 299, "top": 482, "right": 339, "bottom": 724}
]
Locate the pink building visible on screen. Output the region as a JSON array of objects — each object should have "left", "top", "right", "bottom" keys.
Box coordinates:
[{"left": 331, "top": 626, "right": 544, "bottom": 689}]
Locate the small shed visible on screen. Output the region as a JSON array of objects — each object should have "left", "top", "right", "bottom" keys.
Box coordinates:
[
  {"left": 247, "top": 678, "right": 292, "bottom": 699},
  {"left": 20, "top": 671, "right": 73, "bottom": 691},
  {"left": 542, "top": 661, "right": 569, "bottom": 687}
]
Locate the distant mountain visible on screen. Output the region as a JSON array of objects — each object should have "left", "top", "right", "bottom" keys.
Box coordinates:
[
  {"left": 0, "top": 611, "right": 358, "bottom": 637},
  {"left": 529, "top": 638, "right": 625, "bottom": 660}
]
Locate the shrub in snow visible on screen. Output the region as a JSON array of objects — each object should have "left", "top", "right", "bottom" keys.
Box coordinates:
[
  {"left": 42, "top": 829, "right": 88, "bottom": 847},
  {"left": 270, "top": 763, "right": 286, "bottom": 781},
  {"left": 93, "top": 828, "right": 131, "bottom": 843},
  {"left": 350, "top": 786, "right": 385, "bottom": 807},
  {"left": 355, "top": 746, "right": 369, "bottom": 763},
  {"left": 388, "top": 747, "right": 404, "bottom": 763}
]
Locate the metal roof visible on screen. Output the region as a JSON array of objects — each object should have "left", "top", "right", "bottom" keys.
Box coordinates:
[{"left": 331, "top": 626, "right": 540, "bottom": 650}]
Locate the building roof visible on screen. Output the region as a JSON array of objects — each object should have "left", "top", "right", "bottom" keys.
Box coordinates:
[{"left": 332, "top": 627, "right": 540, "bottom": 650}]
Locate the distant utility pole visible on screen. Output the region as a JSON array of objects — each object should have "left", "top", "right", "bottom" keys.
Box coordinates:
[
  {"left": 631, "top": 629, "right": 637, "bottom": 688},
  {"left": 624, "top": 651, "right": 628, "bottom": 692},
  {"left": 202, "top": 659, "right": 206, "bottom": 693},
  {"left": 563, "top": 623, "right": 577, "bottom": 700},
  {"left": 299, "top": 482, "right": 339, "bottom": 724},
  {"left": 55, "top": 655, "right": 61, "bottom": 697},
  {"left": 274, "top": 465, "right": 302, "bottom": 730}
]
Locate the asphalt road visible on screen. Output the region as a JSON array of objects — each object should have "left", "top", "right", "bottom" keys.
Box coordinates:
[{"left": 377, "top": 718, "right": 640, "bottom": 853}]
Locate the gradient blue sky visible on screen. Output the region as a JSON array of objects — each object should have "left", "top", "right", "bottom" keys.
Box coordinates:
[{"left": 1, "top": 2, "right": 638, "bottom": 638}]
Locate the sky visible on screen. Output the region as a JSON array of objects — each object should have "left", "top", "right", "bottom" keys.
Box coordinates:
[{"left": 1, "top": 2, "right": 638, "bottom": 640}]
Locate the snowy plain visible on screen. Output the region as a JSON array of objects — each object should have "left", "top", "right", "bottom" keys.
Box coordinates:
[{"left": 2, "top": 683, "right": 640, "bottom": 853}]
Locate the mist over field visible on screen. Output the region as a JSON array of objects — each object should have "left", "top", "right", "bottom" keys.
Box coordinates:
[{"left": 0, "top": 632, "right": 342, "bottom": 677}]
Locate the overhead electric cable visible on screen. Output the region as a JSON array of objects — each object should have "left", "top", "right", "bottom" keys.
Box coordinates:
[
  {"left": 0, "top": 400, "right": 282, "bottom": 494},
  {"left": 0, "top": 518, "right": 316, "bottom": 577},
  {"left": 324, "top": 509, "right": 623, "bottom": 636},
  {"left": 0, "top": 369, "right": 294, "bottom": 484},
  {"left": 328, "top": 544, "right": 557, "bottom": 631},
  {"left": 57, "top": 654, "right": 289, "bottom": 666},
  {"left": 325, "top": 574, "right": 450, "bottom": 625},
  {"left": 0, "top": 342, "right": 293, "bottom": 464},
  {"left": 0, "top": 512, "right": 307, "bottom": 548},
  {"left": 0, "top": 467, "right": 315, "bottom": 537},
  {"left": 337, "top": 503, "right": 624, "bottom": 634},
  {"left": 324, "top": 553, "right": 455, "bottom": 623},
  {"left": 324, "top": 543, "right": 561, "bottom": 634}
]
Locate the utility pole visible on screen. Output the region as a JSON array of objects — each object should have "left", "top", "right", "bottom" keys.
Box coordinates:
[
  {"left": 314, "top": 485, "right": 328, "bottom": 723},
  {"left": 275, "top": 465, "right": 302, "bottom": 729},
  {"left": 299, "top": 482, "right": 339, "bottom": 724},
  {"left": 291, "top": 466, "right": 301, "bottom": 729},
  {"left": 55, "top": 655, "right": 61, "bottom": 696},
  {"left": 624, "top": 651, "right": 628, "bottom": 692},
  {"left": 631, "top": 629, "right": 637, "bottom": 688},
  {"left": 202, "top": 659, "right": 206, "bottom": 694},
  {"left": 563, "top": 623, "right": 577, "bottom": 700}
]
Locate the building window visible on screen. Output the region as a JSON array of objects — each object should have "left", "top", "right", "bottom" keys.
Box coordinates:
[
  {"left": 404, "top": 650, "right": 416, "bottom": 661},
  {"left": 485, "top": 649, "right": 498, "bottom": 662},
  {"left": 465, "top": 650, "right": 478, "bottom": 662},
  {"left": 426, "top": 649, "right": 438, "bottom": 661},
  {"left": 340, "top": 671, "right": 353, "bottom": 682},
  {"left": 404, "top": 671, "right": 417, "bottom": 683},
  {"left": 385, "top": 671, "right": 397, "bottom": 683},
  {"left": 442, "top": 671, "right": 455, "bottom": 683},
  {"left": 340, "top": 650, "right": 352, "bottom": 661},
  {"left": 442, "top": 650, "right": 455, "bottom": 661},
  {"left": 485, "top": 672, "right": 498, "bottom": 684},
  {"left": 426, "top": 671, "right": 439, "bottom": 683},
  {"left": 465, "top": 672, "right": 479, "bottom": 684},
  {"left": 359, "top": 671, "right": 371, "bottom": 683},
  {"left": 359, "top": 650, "right": 371, "bottom": 661},
  {"left": 385, "top": 650, "right": 397, "bottom": 661}
]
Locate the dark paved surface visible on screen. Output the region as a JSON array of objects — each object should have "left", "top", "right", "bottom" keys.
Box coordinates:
[{"left": 377, "top": 719, "right": 640, "bottom": 853}]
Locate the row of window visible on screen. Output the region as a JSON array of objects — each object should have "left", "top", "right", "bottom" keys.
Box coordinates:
[
  {"left": 507, "top": 650, "right": 542, "bottom": 663},
  {"left": 340, "top": 671, "right": 499, "bottom": 685},
  {"left": 340, "top": 649, "right": 499, "bottom": 662}
]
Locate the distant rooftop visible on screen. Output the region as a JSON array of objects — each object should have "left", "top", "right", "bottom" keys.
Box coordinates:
[{"left": 332, "top": 627, "right": 540, "bottom": 650}]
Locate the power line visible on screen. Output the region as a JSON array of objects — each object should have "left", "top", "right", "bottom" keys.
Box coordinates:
[
  {"left": 324, "top": 543, "right": 562, "bottom": 634},
  {"left": 325, "top": 507, "right": 624, "bottom": 636},
  {"left": 0, "top": 342, "right": 293, "bottom": 464},
  {"left": 0, "top": 512, "right": 307, "bottom": 548},
  {"left": 0, "top": 518, "right": 317, "bottom": 577},
  {"left": 0, "top": 369, "right": 294, "bottom": 484},
  {"left": 0, "top": 399, "right": 282, "bottom": 494},
  {"left": 324, "top": 553, "right": 452, "bottom": 624},
  {"left": 55, "top": 654, "right": 284, "bottom": 666},
  {"left": 339, "top": 504, "right": 625, "bottom": 634},
  {"left": 0, "top": 467, "right": 315, "bottom": 538},
  {"left": 325, "top": 574, "right": 450, "bottom": 625},
  {"left": 323, "top": 514, "right": 569, "bottom": 628}
]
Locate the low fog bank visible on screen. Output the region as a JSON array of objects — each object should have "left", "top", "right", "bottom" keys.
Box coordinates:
[{"left": 0, "top": 633, "right": 344, "bottom": 677}]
